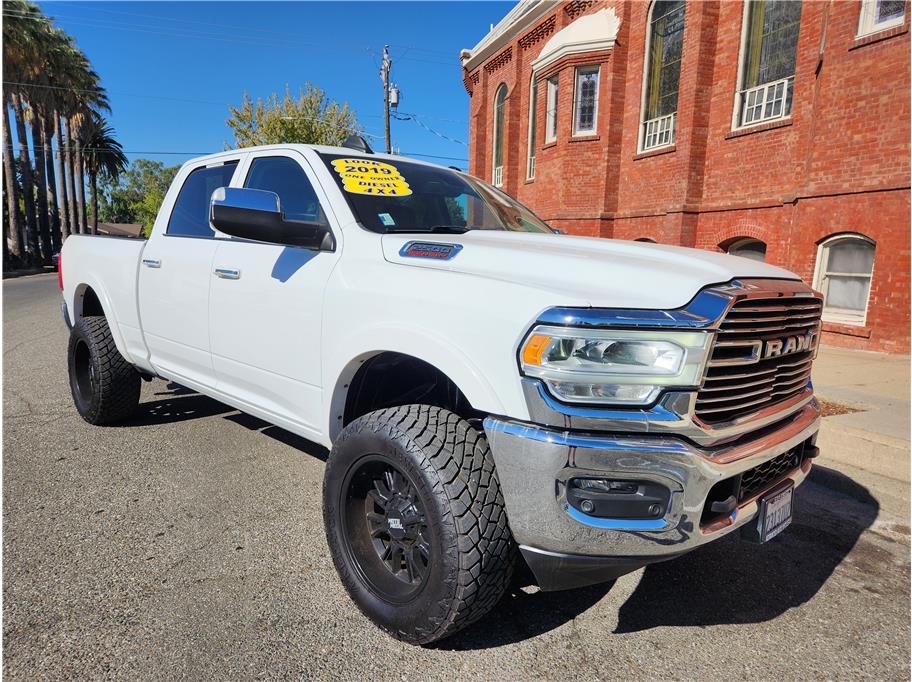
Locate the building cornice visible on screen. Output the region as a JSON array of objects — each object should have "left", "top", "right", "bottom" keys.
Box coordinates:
[{"left": 460, "top": 1, "right": 559, "bottom": 72}]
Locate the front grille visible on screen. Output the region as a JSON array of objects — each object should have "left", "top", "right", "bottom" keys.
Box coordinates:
[
  {"left": 738, "top": 447, "right": 804, "bottom": 502},
  {"left": 696, "top": 295, "right": 822, "bottom": 424}
]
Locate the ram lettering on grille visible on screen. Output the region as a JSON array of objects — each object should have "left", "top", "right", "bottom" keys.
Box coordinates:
[{"left": 696, "top": 295, "right": 823, "bottom": 424}]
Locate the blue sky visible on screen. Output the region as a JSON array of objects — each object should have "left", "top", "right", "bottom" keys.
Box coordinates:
[{"left": 35, "top": 1, "right": 513, "bottom": 169}]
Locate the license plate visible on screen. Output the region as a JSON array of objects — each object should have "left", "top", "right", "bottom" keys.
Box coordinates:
[{"left": 759, "top": 483, "right": 793, "bottom": 542}]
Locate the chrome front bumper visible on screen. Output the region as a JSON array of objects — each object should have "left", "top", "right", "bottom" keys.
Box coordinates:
[{"left": 484, "top": 400, "right": 820, "bottom": 589}]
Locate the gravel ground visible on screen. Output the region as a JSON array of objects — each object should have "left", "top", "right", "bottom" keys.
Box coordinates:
[{"left": 3, "top": 274, "right": 910, "bottom": 681}]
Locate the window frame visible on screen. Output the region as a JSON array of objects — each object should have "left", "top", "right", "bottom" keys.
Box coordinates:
[
  {"left": 572, "top": 65, "right": 600, "bottom": 137},
  {"left": 732, "top": 0, "right": 803, "bottom": 131},
  {"left": 242, "top": 154, "right": 331, "bottom": 228},
  {"left": 857, "top": 0, "right": 907, "bottom": 37},
  {"left": 165, "top": 159, "right": 240, "bottom": 240},
  {"left": 638, "top": 0, "right": 686, "bottom": 152},
  {"left": 527, "top": 75, "right": 538, "bottom": 180},
  {"left": 725, "top": 237, "right": 768, "bottom": 262},
  {"left": 545, "top": 75, "right": 559, "bottom": 143},
  {"left": 812, "top": 233, "right": 876, "bottom": 326},
  {"left": 492, "top": 84, "right": 508, "bottom": 188}
]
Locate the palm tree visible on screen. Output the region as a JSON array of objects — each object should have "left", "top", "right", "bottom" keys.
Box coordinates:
[
  {"left": 25, "top": 102, "right": 52, "bottom": 259},
  {"left": 3, "top": 0, "right": 46, "bottom": 261},
  {"left": 81, "top": 115, "right": 127, "bottom": 234},
  {"left": 2, "top": 99, "right": 23, "bottom": 261},
  {"left": 3, "top": 1, "right": 111, "bottom": 253}
]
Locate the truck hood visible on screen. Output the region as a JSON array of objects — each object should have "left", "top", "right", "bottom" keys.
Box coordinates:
[{"left": 381, "top": 231, "right": 800, "bottom": 310}]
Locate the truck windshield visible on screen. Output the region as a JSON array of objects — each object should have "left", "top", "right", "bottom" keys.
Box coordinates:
[{"left": 319, "top": 153, "right": 553, "bottom": 235}]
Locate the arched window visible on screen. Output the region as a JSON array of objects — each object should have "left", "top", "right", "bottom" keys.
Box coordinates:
[
  {"left": 635, "top": 237, "right": 657, "bottom": 243},
  {"left": 726, "top": 237, "right": 767, "bottom": 262},
  {"left": 734, "top": 0, "right": 802, "bottom": 128},
  {"left": 639, "top": 0, "right": 685, "bottom": 151},
  {"left": 527, "top": 76, "right": 538, "bottom": 180},
  {"left": 492, "top": 84, "right": 507, "bottom": 187},
  {"left": 813, "top": 234, "right": 876, "bottom": 325}
]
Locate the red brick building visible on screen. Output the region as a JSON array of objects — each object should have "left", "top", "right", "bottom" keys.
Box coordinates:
[{"left": 460, "top": 0, "right": 911, "bottom": 353}]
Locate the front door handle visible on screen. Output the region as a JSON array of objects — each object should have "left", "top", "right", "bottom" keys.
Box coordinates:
[
  {"left": 214, "top": 267, "right": 241, "bottom": 280},
  {"left": 142, "top": 258, "right": 161, "bottom": 268}
]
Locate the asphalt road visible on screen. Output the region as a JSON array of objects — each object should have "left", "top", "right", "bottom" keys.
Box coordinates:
[{"left": 3, "top": 273, "right": 910, "bottom": 681}]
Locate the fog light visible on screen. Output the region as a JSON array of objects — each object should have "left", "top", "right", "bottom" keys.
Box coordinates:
[{"left": 567, "top": 477, "right": 671, "bottom": 520}]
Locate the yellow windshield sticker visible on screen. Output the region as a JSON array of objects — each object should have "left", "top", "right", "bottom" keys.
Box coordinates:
[{"left": 331, "top": 158, "right": 412, "bottom": 197}]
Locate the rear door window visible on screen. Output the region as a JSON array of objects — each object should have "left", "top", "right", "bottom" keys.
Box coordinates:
[{"left": 167, "top": 161, "right": 238, "bottom": 238}]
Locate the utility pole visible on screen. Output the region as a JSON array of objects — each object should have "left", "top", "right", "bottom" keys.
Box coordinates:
[{"left": 381, "top": 45, "right": 392, "bottom": 154}]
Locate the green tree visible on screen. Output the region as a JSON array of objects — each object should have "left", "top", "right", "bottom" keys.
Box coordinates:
[
  {"left": 98, "top": 159, "right": 179, "bottom": 236},
  {"left": 226, "top": 84, "right": 361, "bottom": 149}
]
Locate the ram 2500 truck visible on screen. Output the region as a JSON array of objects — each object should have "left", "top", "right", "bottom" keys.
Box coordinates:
[{"left": 60, "top": 142, "right": 822, "bottom": 644}]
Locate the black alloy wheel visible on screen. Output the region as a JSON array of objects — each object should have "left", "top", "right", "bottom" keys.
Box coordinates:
[
  {"left": 323, "top": 405, "right": 515, "bottom": 645},
  {"left": 342, "top": 457, "right": 432, "bottom": 602}
]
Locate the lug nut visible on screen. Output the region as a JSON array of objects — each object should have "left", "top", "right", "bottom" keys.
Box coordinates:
[
  {"left": 580, "top": 500, "right": 595, "bottom": 513},
  {"left": 649, "top": 504, "right": 662, "bottom": 517}
]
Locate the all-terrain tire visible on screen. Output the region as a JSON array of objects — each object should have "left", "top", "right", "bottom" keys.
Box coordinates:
[
  {"left": 323, "top": 405, "right": 515, "bottom": 645},
  {"left": 67, "top": 316, "right": 141, "bottom": 425}
]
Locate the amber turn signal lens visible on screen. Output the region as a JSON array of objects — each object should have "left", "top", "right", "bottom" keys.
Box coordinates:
[{"left": 522, "top": 334, "right": 552, "bottom": 366}]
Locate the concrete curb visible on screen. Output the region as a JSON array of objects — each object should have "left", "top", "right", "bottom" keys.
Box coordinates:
[{"left": 816, "top": 419, "right": 910, "bottom": 483}]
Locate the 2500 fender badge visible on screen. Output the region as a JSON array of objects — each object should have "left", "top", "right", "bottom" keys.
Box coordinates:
[{"left": 399, "top": 241, "right": 463, "bottom": 261}]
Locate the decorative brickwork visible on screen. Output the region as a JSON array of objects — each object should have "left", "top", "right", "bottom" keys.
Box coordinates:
[
  {"left": 462, "top": 70, "right": 479, "bottom": 95},
  {"left": 483, "top": 47, "right": 513, "bottom": 74},
  {"left": 464, "top": 1, "right": 911, "bottom": 352},
  {"left": 564, "top": 1, "right": 596, "bottom": 20},
  {"left": 519, "top": 16, "right": 556, "bottom": 50}
]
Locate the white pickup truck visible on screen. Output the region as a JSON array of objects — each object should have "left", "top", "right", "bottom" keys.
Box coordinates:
[{"left": 60, "top": 141, "right": 822, "bottom": 644}]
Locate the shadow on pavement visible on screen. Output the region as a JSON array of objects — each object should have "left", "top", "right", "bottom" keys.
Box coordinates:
[
  {"left": 223, "top": 411, "right": 329, "bottom": 461},
  {"left": 613, "top": 471, "right": 879, "bottom": 633},
  {"left": 120, "top": 389, "right": 235, "bottom": 426},
  {"left": 434, "top": 581, "right": 614, "bottom": 650},
  {"left": 123, "top": 382, "right": 331, "bottom": 461}
]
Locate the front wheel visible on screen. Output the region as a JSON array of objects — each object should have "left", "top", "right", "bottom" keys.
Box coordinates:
[{"left": 323, "top": 405, "right": 514, "bottom": 645}]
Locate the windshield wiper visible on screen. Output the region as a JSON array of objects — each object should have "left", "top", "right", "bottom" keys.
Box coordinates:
[{"left": 386, "top": 225, "right": 472, "bottom": 234}]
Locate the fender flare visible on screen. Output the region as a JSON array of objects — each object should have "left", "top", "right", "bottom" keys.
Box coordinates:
[
  {"left": 325, "top": 325, "right": 506, "bottom": 442},
  {"left": 69, "top": 278, "right": 135, "bottom": 365}
]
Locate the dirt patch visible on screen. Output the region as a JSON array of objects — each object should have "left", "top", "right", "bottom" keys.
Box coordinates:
[{"left": 819, "top": 398, "right": 863, "bottom": 417}]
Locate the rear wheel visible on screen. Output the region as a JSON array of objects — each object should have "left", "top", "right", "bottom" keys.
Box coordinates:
[
  {"left": 323, "top": 405, "right": 514, "bottom": 644},
  {"left": 67, "top": 316, "right": 140, "bottom": 425}
]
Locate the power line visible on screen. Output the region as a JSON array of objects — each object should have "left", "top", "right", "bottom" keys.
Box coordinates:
[
  {"left": 23, "top": 143, "right": 468, "bottom": 163},
  {"left": 2, "top": 82, "right": 467, "bottom": 126},
  {"left": 3, "top": 81, "right": 227, "bottom": 107},
  {"left": 4, "top": 9, "right": 460, "bottom": 71},
  {"left": 1, "top": 10, "right": 337, "bottom": 51},
  {"left": 393, "top": 112, "right": 468, "bottom": 146},
  {"left": 65, "top": 4, "right": 459, "bottom": 60}
]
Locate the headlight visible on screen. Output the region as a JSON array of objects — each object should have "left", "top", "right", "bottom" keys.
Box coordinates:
[{"left": 520, "top": 326, "right": 712, "bottom": 405}]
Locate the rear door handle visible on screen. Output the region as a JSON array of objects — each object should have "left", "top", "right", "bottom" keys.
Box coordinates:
[
  {"left": 142, "top": 258, "right": 161, "bottom": 268},
  {"left": 214, "top": 267, "right": 241, "bottom": 280}
]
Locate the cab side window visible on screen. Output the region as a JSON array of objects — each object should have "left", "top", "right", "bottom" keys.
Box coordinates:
[
  {"left": 244, "top": 156, "right": 329, "bottom": 226},
  {"left": 167, "top": 161, "right": 238, "bottom": 238}
]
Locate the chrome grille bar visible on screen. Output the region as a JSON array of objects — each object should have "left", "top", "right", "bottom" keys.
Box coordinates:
[{"left": 696, "top": 292, "right": 822, "bottom": 424}]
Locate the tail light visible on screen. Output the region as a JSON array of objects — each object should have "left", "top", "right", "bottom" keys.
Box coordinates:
[{"left": 57, "top": 252, "right": 63, "bottom": 291}]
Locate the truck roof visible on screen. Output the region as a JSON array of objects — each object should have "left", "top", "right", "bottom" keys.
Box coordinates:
[{"left": 182, "top": 143, "right": 453, "bottom": 172}]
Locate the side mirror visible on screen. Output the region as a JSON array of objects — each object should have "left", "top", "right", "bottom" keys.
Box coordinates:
[{"left": 209, "top": 187, "right": 335, "bottom": 251}]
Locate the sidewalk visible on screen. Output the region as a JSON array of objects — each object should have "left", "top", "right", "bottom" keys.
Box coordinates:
[{"left": 812, "top": 345, "right": 910, "bottom": 484}]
